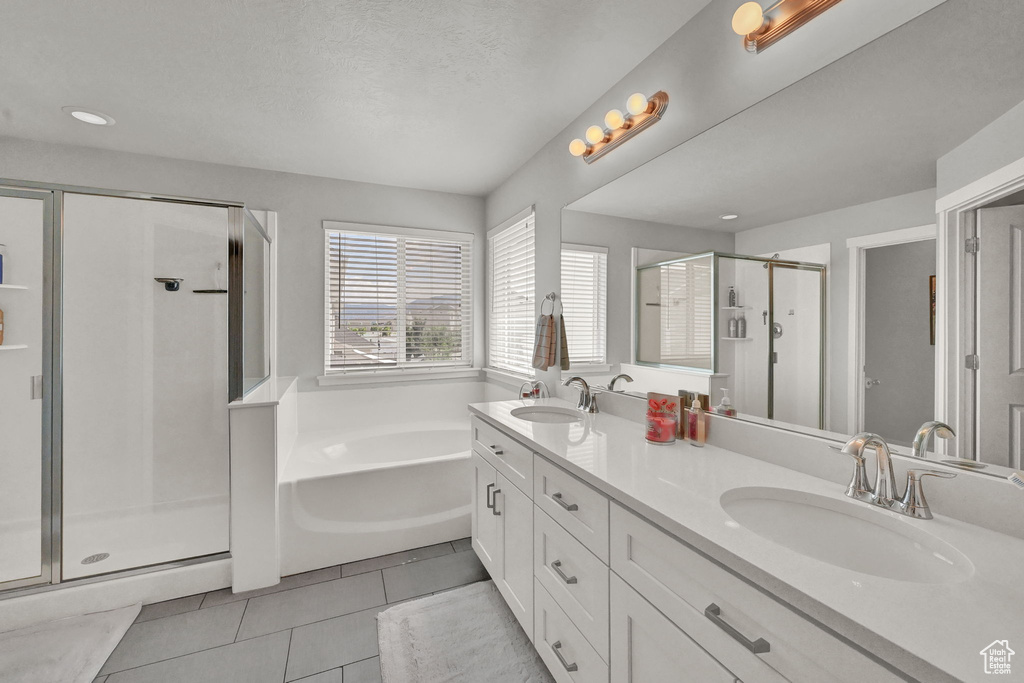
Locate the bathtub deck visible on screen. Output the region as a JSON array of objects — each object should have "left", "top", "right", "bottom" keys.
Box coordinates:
[{"left": 96, "top": 538, "right": 484, "bottom": 682}]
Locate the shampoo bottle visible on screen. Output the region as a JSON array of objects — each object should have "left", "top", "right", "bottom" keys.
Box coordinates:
[
  {"left": 728, "top": 316, "right": 737, "bottom": 338},
  {"left": 688, "top": 396, "right": 706, "bottom": 447},
  {"left": 727, "top": 286, "right": 737, "bottom": 307},
  {"left": 737, "top": 314, "right": 746, "bottom": 338}
]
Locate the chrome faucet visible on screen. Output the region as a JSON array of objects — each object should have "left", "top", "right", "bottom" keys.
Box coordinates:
[
  {"left": 562, "top": 376, "right": 598, "bottom": 414},
  {"left": 911, "top": 421, "right": 955, "bottom": 459},
  {"left": 836, "top": 432, "right": 955, "bottom": 519},
  {"left": 607, "top": 373, "right": 634, "bottom": 392}
]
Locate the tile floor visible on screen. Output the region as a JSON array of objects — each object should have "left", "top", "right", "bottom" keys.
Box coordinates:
[{"left": 94, "top": 538, "right": 487, "bottom": 683}]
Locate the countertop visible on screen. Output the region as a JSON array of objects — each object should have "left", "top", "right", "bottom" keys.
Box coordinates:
[{"left": 468, "top": 398, "right": 1024, "bottom": 683}]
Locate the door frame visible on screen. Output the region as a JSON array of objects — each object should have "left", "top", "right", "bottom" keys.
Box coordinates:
[
  {"left": 936, "top": 156, "right": 1024, "bottom": 460},
  {"left": 846, "top": 224, "right": 936, "bottom": 438}
]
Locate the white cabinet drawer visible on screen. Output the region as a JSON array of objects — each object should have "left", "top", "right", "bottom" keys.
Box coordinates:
[
  {"left": 534, "top": 455, "right": 609, "bottom": 562},
  {"left": 472, "top": 416, "right": 533, "bottom": 498},
  {"left": 534, "top": 507, "right": 609, "bottom": 660},
  {"left": 611, "top": 573, "right": 739, "bottom": 683},
  {"left": 534, "top": 579, "right": 608, "bottom": 683},
  {"left": 610, "top": 503, "right": 903, "bottom": 683}
]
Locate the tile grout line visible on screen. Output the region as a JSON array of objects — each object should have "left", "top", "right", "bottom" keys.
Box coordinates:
[
  {"left": 234, "top": 598, "right": 250, "bottom": 642},
  {"left": 233, "top": 599, "right": 390, "bottom": 644},
  {"left": 99, "top": 630, "right": 286, "bottom": 678},
  {"left": 380, "top": 569, "right": 388, "bottom": 604},
  {"left": 282, "top": 628, "right": 293, "bottom": 683}
]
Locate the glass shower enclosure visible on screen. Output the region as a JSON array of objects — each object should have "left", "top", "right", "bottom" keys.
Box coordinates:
[
  {"left": 0, "top": 181, "right": 269, "bottom": 591},
  {"left": 636, "top": 252, "right": 826, "bottom": 430}
]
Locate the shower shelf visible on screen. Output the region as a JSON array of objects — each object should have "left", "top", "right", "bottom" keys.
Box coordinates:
[
  {"left": 720, "top": 306, "right": 751, "bottom": 310},
  {"left": 0, "top": 284, "right": 28, "bottom": 290},
  {"left": 0, "top": 345, "right": 29, "bottom": 351},
  {"left": 720, "top": 337, "right": 752, "bottom": 342}
]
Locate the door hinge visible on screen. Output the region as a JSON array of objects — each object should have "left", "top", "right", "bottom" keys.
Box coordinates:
[
  {"left": 965, "top": 354, "right": 980, "bottom": 370},
  {"left": 965, "top": 237, "right": 979, "bottom": 254}
]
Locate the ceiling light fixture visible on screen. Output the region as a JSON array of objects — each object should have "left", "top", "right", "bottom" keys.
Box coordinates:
[
  {"left": 720, "top": 214, "right": 740, "bottom": 221},
  {"left": 731, "top": 0, "right": 843, "bottom": 53},
  {"left": 569, "top": 91, "right": 669, "bottom": 164},
  {"left": 62, "top": 106, "right": 115, "bottom": 126}
]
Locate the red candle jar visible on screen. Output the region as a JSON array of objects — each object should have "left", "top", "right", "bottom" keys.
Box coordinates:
[{"left": 645, "top": 411, "right": 678, "bottom": 444}]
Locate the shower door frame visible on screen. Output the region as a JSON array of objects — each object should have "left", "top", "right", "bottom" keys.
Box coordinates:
[{"left": 0, "top": 177, "right": 245, "bottom": 595}]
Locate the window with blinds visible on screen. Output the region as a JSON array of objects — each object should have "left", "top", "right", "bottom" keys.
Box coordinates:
[
  {"left": 487, "top": 212, "right": 536, "bottom": 376},
  {"left": 660, "top": 256, "right": 713, "bottom": 369},
  {"left": 324, "top": 223, "right": 472, "bottom": 373},
  {"left": 560, "top": 244, "right": 608, "bottom": 366}
]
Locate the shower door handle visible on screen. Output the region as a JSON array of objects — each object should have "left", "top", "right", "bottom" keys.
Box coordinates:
[{"left": 30, "top": 375, "right": 43, "bottom": 400}]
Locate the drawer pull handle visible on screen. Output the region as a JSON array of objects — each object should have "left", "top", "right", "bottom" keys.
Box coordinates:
[
  {"left": 552, "top": 492, "right": 578, "bottom": 512},
  {"left": 487, "top": 444, "right": 504, "bottom": 457},
  {"left": 491, "top": 489, "right": 502, "bottom": 516},
  {"left": 551, "top": 560, "right": 577, "bottom": 584},
  {"left": 550, "top": 641, "right": 578, "bottom": 672},
  {"left": 485, "top": 483, "right": 495, "bottom": 510},
  {"left": 704, "top": 603, "right": 770, "bottom": 654}
]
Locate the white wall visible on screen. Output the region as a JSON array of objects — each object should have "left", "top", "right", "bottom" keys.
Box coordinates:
[
  {"left": 937, "top": 97, "right": 1024, "bottom": 199},
  {"left": 0, "top": 136, "right": 486, "bottom": 391},
  {"left": 735, "top": 189, "right": 936, "bottom": 433},
  {"left": 561, "top": 210, "right": 733, "bottom": 372}
]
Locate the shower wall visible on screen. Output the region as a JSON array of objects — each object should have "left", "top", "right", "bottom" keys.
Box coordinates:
[{"left": 60, "top": 193, "right": 230, "bottom": 579}]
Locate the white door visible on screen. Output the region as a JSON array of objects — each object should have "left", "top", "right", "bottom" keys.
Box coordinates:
[
  {"left": 471, "top": 452, "right": 499, "bottom": 573},
  {"left": 977, "top": 205, "right": 1024, "bottom": 468},
  {"left": 610, "top": 573, "right": 739, "bottom": 683},
  {"left": 495, "top": 472, "right": 533, "bottom": 639},
  {"left": 0, "top": 191, "right": 48, "bottom": 588}
]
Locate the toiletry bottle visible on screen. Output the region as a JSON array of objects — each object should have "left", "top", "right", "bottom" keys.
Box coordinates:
[
  {"left": 688, "top": 396, "right": 706, "bottom": 447},
  {"left": 737, "top": 313, "right": 746, "bottom": 339},
  {"left": 715, "top": 389, "right": 736, "bottom": 417},
  {"left": 0, "top": 307, "right": 5, "bottom": 346},
  {"left": 727, "top": 285, "right": 736, "bottom": 307},
  {"left": 0, "top": 244, "right": 6, "bottom": 284},
  {"left": 728, "top": 315, "right": 737, "bottom": 338}
]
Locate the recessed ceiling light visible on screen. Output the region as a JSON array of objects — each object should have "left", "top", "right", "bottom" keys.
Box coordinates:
[
  {"left": 62, "top": 106, "right": 115, "bottom": 126},
  {"left": 720, "top": 213, "right": 739, "bottom": 220}
]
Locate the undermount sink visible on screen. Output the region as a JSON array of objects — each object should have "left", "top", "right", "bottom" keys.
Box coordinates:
[
  {"left": 510, "top": 405, "right": 583, "bottom": 424},
  {"left": 720, "top": 487, "right": 973, "bottom": 584}
]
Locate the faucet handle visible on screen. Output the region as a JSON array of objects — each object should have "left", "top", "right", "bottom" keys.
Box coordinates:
[
  {"left": 829, "top": 445, "right": 873, "bottom": 501},
  {"left": 900, "top": 468, "right": 957, "bottom": 519}
]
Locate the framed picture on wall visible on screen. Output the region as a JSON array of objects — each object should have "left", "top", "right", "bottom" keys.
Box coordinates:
[{"left": 929, "top": 275, "right": 936, "bottom": 346}]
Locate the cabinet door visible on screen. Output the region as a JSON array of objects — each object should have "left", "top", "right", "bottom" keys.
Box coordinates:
[
  {"left": 611, "top": 573, "right": 739, "bottom": 683},
  {"left": 471, "top": 452, "right": 499, "bottom": 574},
  {"left": 495, "top": 472, "right": 533, "bottom": 639}
]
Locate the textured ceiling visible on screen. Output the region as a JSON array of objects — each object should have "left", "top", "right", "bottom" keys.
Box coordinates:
[
  {"left": 0, "top": 0, "right": 713, "bottom": 195},
  {"left": 567, "top": 0, "right": 1024, "bottom": 232}
]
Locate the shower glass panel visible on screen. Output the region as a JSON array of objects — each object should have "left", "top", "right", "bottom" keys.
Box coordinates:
[
  {"left": 60, "top": 193, "right": 230, "bottom": 579},
  {"left": 769, "top": 264, "right": 824, "bottom": 428},
  {"left": 242, "top": 210, "right": 270, "bottom": 394},
  {"left": 0, "top": 190, "right": 50, "bottom": 588}
]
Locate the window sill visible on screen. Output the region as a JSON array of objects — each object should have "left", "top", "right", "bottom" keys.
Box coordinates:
[
  {"left": 565, "top": 364, "right": 612, "bottom": 375},
  {"left": 482, "top": 367, "right": 536, "bottom": 388},
  {"left": 318, "top": 367, "right": 481, "bottom": 387}
]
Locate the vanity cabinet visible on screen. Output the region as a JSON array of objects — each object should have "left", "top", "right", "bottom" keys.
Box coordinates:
[{"left": 470, "top": 414, "right": 907, "bottom": 683}]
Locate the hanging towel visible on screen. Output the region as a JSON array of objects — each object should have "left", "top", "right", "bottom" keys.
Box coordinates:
[
  {"left": 558, "top": 314, "right": 570, "bottom": 371},
  {"left": 532, "top": 314, "right": 556, "bottom": 370}
]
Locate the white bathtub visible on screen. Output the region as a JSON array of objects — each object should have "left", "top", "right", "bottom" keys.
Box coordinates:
[{"left": 279, "top": 420, "right": 472, "bottom": 576}]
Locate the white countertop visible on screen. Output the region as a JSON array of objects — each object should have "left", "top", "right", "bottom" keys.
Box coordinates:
[{"left": 469, "top": 398, "right": 1024, "bottom": 683}]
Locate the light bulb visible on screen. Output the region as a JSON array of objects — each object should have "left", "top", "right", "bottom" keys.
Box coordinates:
[
  {"left": 568, "top": 138, "right": 588, "bottom": 157},
  {"left": 732, "top": 2, "right": 766, "bottom": 35},
  {"left": 626, "top": 93, "right": 649, "bottom": 116},
  {"left": 585, "top": 125, "right": 606, "bottom": 145},
  {"left": 604, "top": 109, "right": 625, "bottom": 130}
]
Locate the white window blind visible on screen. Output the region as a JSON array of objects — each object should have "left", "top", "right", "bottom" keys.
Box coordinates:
[
  {"left": 560, "top": 244, "right": 607, "bottom": 366},
  {"left": 660, "top": 257, "right": 713, "bottom": 369},
  {"left": 324, "top": 223, "right": 472, "bottom": 373},
  {"left": 488, "top": 212, "right": 536, "bottom": 376}
]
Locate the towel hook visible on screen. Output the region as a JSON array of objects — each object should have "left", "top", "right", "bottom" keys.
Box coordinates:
[{"left": 541, "top": 291, "right": 558, "bottom": 315}]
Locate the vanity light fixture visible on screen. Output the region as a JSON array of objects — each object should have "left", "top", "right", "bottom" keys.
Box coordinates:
[
  {"left": 62, "top": 106, "right": 115, "bottom": 126},
  {"left": 731, "top": 0, "right": 843, "bottom": 53},
  {"left": 568, "top": 91, "right": 669, "bottom": 164}
]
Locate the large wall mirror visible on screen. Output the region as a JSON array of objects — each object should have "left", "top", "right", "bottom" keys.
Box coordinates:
[{"left": 558, "top": 6, "right": 1024, "bottom": 475}]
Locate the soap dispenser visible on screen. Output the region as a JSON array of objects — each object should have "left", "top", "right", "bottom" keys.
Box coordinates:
[
  {"left": 715, "top": 389, "right": 736, "bottom": 417},
  {"left": 688, "top": 396, "right": 706, "bottom": 447}
]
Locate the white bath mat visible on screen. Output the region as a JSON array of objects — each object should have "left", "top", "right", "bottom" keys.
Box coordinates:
[
  {"left": 377, "top": 581, "right": 553, "bottom": 683},
  {"left": 0, "top": 603, "right": 140, "bottom": 683}
]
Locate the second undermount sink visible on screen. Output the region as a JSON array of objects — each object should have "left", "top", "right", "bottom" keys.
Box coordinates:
[
  {"left": 510, "top": 405, "right": 583, "bottom": 424},
  {"left": 720, "top": 487, "right": 973, "bottom": 584}
]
